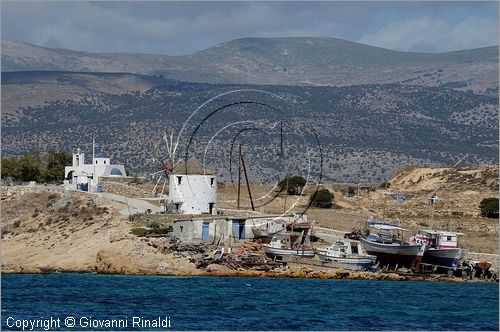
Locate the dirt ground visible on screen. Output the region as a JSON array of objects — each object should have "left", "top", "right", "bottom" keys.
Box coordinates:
[{"left": 1, "top": 165, "right": 498, "bottom": 274}]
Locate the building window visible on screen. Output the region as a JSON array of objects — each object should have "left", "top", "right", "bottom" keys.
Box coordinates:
[
  {"left": 210, "top": 178, "right": 215, "bottom": 186},
  {"left": 104, "top": 160, "right": 106, "bottom": 164},
  {"left": 177, "top": 176, "right": 182, "bottom": 185}
]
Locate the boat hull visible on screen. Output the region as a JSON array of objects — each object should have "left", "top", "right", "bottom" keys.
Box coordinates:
[
  {"left": 262, "top": 245, "right": 315, "bottom": 258},
  {"left": 423, "top": 248, "right": 464, "bottom": 268},
  {"left": 316, "top": 251, "right": 376, "bottom": 270},
  {"left": 252, "top": 228, "right": 272, "bottom": 238},
  {"left": 360, "top": 238, "right": 422, "bottom": 267}
]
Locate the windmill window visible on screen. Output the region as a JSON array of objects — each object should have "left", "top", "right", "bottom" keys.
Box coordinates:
[
  {"left": 95, "top": 160, "right": 98, "bottom": 164},
  {"left": 104, "top": 160, "right": 106, "bottom": 164}
]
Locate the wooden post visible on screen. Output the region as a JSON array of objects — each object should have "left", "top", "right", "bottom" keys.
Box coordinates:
[
  {"left": 240, "top": 147, "right": 255, "bottom": 211},
  {"left": 237, "top": 144, "right": 242, "bottom": 209},
  {"left": 283, "top": 177, "right": 289, "bottom": 213}
]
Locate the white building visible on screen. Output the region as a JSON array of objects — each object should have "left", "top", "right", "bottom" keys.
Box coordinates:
[
  {"left": 172, "top": 214, "right": 307, "bottom": 244},
  {"left": 168, "top": 158, "right": 217, "bottom": 215},
  {"left": 64, "top": 147, "right": 126, "bottom": 191}
]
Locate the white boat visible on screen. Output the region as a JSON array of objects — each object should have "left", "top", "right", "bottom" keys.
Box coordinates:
[
  {"left": 411, "top": 230, "right": 467, "bottom": 268},
  {"left": 252, "top": 222, "right": 286, "bottom": 238},
  {"left": 316, "top": 239, "right": 376, "bottom": 270},
  {"left": 360, "top": 222, "right": 425, "bottom": 268},
  {"left": 261, "top": 232, "right": 315, "bottom": 258}
]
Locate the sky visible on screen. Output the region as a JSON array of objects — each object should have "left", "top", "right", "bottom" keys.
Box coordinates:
[{"left": 2, "top": 1, "right": 498, "bottom": 55}]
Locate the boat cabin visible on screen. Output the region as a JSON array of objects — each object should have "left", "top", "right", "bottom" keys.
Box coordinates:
[
  {"left": 325, "top": 240, "right": 363, "bottom": 258},
  {"left": 269, "top": 231, "right": 310, "bottom": 249},
  {"left": 366, "top": 222, "right": 410, "bottom": 244},
  {"left": 412, "top": 230, "right": 464, "bottom": 249}
]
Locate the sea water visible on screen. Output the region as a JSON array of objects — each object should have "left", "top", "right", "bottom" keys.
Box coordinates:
[{"left": 2, "top": 274, "right": 498, "bottom": 330}]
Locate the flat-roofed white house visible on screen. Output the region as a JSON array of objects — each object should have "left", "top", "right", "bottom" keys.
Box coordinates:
[
  {"left": 168, "top": 158, "right": 217, "bottom": 215},
  {"left": 64, "top": 146, "right": 126, "bottom": 191}
]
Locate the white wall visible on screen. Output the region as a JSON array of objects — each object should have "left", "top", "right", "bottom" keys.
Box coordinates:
[
  {"left": 168, "top": 174, "right": 217, "bottom": 215},
  {"left": 94, "top": 157, "right": 111, "bottom": 166},
  {"left": 172, "top": 217, "right": 291, "bottom": 244}
]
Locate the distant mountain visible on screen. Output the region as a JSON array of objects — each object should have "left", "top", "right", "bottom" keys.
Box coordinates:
[
  {"left": 2, "top": 72, "right": 498, "bottom": 184},
  {"left": 1, "top": 71, "right": 173, "bottom": 114},
  {"left": 2, "top": 38, "right": 498, "bottom": 95}
]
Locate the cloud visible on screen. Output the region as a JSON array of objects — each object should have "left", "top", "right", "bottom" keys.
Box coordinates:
[
  {"left": 359, "top": 16, "right": 498, "bottom": 53},
  {"left": 2, "top": 2, "right": 498, "bottom": 54}
]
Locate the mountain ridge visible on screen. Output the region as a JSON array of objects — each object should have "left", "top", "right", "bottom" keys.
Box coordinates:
[{"left": 2, "top": 38, "right": 498, "bottom": 95}]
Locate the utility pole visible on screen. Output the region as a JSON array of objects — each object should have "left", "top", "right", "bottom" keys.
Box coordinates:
[
  {"left": 92, "top": 137, "right": 96, "bottom": 191},
  {"left": 240, "top": 146, "right": 255, "bottom": 211},
  {"left": 283, "top": 177, "right": 289, "bottom": 214},
  {"left": 237, "top": 144, "right": 242, "bottom": 209}
]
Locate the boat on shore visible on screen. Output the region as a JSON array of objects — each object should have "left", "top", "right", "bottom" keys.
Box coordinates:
[
  {"left": 261, "top": 231, "right": 315, "bottom": 258},
  {"left": 360, "top": 222, "right": 425, "bottom": 268},
  {"left": 411, "top": 230, "right": 467, "bottom": 268},
  {"left": 316, "top": 239, "right": 376, "bottom": 271}
]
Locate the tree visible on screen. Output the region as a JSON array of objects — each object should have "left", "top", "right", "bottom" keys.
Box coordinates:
[
  {"left": 18, "top": 154, "right": 42, "bottom": 182},
  {"left": 379, "top": 181, "right": 391, "bottom": 189},
  {"left": 479, "top": 198, "right": 499, "bottom": 218},
  {"left": 43, "top": 150, "right": 72, "bottom": 183},
  {"left": 1, "top": 150, "right": 71, "bottom": 183},
  {"left": 278, "top": 175, "right": 306, "bottom": 195},
  {"left": 310, "top": 188, "right": 334, "bottom": 208}
]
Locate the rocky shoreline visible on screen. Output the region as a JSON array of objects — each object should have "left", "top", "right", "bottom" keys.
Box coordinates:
[{"left": 3, "top": 262, "right": 497, "bottom": 284}]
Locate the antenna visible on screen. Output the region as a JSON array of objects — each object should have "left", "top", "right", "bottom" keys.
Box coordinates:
[{"left": 452, "top": 159, "right": 463, "bottom": 168}]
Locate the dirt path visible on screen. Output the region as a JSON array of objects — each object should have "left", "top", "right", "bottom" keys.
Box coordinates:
[{"left": 98, "top": 192, "right": 160, "bottom": 215}]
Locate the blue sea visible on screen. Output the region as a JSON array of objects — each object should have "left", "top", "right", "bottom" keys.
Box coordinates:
[{"left": 2, "top": 274, "right": 498, "bottom": 330}]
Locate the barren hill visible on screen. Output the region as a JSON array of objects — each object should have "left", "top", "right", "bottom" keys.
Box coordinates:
[
  {"left": 2, "top": 38, "right": 498, "bottom": 95},
  {"left": 389, "top": 165, "right": 499, "bottom": 192}
]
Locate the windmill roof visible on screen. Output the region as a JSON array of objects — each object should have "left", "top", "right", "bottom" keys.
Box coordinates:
[{"left": 173, "top": 157, "right": 213, "bottom": 175}]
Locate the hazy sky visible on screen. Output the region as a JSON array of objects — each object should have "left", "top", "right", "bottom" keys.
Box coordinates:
[{"left": 2, "top": 1, "right": 498, "bottom": 55}]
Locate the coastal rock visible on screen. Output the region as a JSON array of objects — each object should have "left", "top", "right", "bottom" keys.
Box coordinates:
[
  {"left": 95, "top": 249, "right": 141, "bottom": 274},
  {"left": 383, "top": 273, "right": 406, "bottom": 281},
  {"left": 109, "top": 231, "right": 129, "bottom": 243}
]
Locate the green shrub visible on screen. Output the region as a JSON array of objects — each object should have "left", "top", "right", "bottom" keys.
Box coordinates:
[
  {"left": 146, "top": 221, "right": 161, "bottom": 229},
  {"left": 130, "top": 227, "right": 148, "bottom": 237},
  {"left": 347, "top": 186, "right": 357, "bottom": 197},
  {"left": 278, "top": 175, "right": 306, "bottom": 195},
  {"left": 310, "top": 188, "right": 334, "bottom": 208},
  {"left": 379, "top": 181, "right": 391, "bottom": 189},
  {"left": 479, "top": 197, "right": 499, "bottom": 218},
  {"left": 150, "top": 228, "right": 169, "bottom": 235}
]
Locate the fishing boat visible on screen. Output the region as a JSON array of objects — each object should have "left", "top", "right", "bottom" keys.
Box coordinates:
[
  {"left": 316, "top": 239, "right": 376, "bottom": 270},
  {"left": 360, "top": 222, "right": 425, "bottom": 268},
  {"left": 261, "top": 232, "right": 315, "bottom": 258},
  {"left": 411, "top": 230, "right": 467, "bottom": 268},
  {"left": 252, "top": 222, "right": 286, "bottom": 238}
]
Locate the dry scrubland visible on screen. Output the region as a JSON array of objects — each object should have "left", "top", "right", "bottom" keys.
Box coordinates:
[{"left": 1, "top": 165, "right": 498, "bottom": 275}]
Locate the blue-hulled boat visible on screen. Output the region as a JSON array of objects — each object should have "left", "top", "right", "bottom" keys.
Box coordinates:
[
  {"left": 360, "top": 222, "right": 425, "bottom": 268},
  {"left": 411, "top": 230, "right": 467, "bottom": 268}
]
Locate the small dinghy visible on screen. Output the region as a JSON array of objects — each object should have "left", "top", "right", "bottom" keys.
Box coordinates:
[{"left": 316, "top": 240, "right": 376, "bottom": 271}]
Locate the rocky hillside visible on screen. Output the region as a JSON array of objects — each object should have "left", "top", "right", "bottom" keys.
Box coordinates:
[
  {"left": 2, "top": 38, "right": 498, "bottom": 95},
  {"left": 1, "top": 71, "right": 171, "bottom": 114},
  {"left": 389, "top": 165, "right": 499, "bottom": 192},
  {"left": 2, "top": 75, "right": 498, "bottom": 184}
]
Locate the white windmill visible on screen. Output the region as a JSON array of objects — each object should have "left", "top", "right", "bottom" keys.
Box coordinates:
[{"left": 149, "top": 131, "right": 178, "bottom": 212}]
